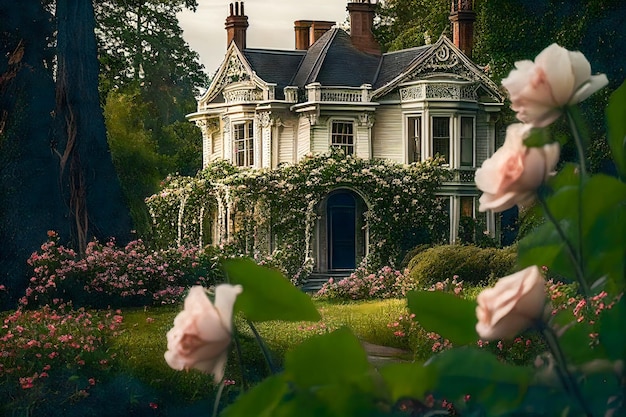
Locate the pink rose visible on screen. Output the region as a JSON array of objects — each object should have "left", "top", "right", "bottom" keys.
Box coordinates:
[
  {"left": 502, "top": 43, "right": 608, "bottom": 127},
  {"left": 164, "top": 284, "right": 242, "bottom": 383},
  {"left": 475, "top": 123, "right": 560, "bottom": 212},
  {"left": 475, "top": 266, "right": 546, "bottom": 340}
]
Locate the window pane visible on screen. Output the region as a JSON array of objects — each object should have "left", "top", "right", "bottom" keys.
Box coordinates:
[
  {"left": 408, "top": 116, "right": 421, "bottom": 163},
  {"left": 461, "top": 117, "right": 474, "bottom": 166},
  {"left": 331, "top": 121, "right": 354, "bottom": 155},
  {"left": 460, "top": 196, "right": 474, "bottom": 217},
  {"left": 233, "top": 121, "right": 254, "bottom": 166},
  {"left": 432, "top": 117, "right": 450, "bottom": 163}
]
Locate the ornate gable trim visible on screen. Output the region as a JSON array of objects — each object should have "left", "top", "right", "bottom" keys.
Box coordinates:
[
  {"left": 372, "top": 36, "right": 504, "bottom": 102},
  {"left": 198, "top": 44, "right": 266, "bottom": 108}
]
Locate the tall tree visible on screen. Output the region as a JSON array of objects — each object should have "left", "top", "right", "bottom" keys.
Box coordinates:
[
  {"left": 54, "top": 0, "right": 133, "bottom": 253},
  {"left": 94, "top": 0, "right": 207, "bottom": 97},
  {"left": 374, "top": 0, "right": 450, "bottom": 51},
  {"left": 0, "top": 0, "right": 65, "bottom": 308}
]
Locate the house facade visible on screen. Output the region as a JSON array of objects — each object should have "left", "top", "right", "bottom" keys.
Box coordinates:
[{"left": 187, "top": 0, "right": 505, "bottom": 275}]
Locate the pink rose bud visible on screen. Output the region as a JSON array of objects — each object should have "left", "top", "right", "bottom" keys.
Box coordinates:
[
  {"left": 164, "top": 284, "right": 242, "bottom": 383},
  {"left": 502, "top": 43, "right": 608, "bottom": 128},
  {"left": 475, "top": 265, "right": 546, "bottom": 340},
  {"left": 475, "top": 123, "right": 560, "bottom": 213}
]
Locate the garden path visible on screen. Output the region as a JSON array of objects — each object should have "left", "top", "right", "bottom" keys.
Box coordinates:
[{"left": 361, "top": 340, "right": 412, "bottom": 368}]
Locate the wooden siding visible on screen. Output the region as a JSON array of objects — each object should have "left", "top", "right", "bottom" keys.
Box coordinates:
[
  {"left": 475, "top": 111, "right": 490, "bottom": 166},
  {"left": 278, "top": 124, "right": 295, "bottom": 165},
  {"left": 296, "top": 116, "right": 311, "bottom": 161},
  {"left": 372, "top": 105, "right": 403, "bottom": 163}
]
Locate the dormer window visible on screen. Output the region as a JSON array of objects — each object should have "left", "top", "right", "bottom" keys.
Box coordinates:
[
  {"left": 331, "top": 121, "right": 354, "bottom": 156},
  {"left": 233, "top": 121, "right": 254, "bottom": 166}
]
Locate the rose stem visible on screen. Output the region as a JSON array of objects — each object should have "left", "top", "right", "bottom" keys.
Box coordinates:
[
  {"left": 246, "top": 319, "right": 278, "bottom": 375},
  {"left": 537, "top": 192, "right": 591, "bottom": 300},
  {"left": 212, "top": 380, "right": 226, "bottom": 417},
  {"left": 565, "top": 107, "right": 588, "bottom": 290},
  {"left": 537, "top": 320, "right": 594, "bottom": 417}
]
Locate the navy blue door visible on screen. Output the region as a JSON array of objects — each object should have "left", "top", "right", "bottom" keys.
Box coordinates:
[{"left": 327, "top": 192, "right": 356, "bottom": 270}]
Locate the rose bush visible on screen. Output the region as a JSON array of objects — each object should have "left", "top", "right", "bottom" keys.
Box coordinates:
[
  {"left": 475, "top": 265, "right": 546, "bottom": 340},
  {"left": 164, "top": 284, "right": 242, "bottom": 383},
  {"left": 475, "top": 123, "right": 560, "bottom": 212},
  {"left": 502, "top": 43, "right": 608, "bottom": 127}
]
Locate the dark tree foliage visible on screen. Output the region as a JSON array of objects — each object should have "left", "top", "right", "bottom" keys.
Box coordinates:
[
  {"left": 374, "top": 0, "right": 450, "bottom": 52},
  {"left": 53, "top": 0, "right": 133, "bottom": 253},
  {"left": 94, "top": 0, "right": 207, "bottom": 98},
  {"left": 0, "top": 0, "right": 66, "bottom": 308}
]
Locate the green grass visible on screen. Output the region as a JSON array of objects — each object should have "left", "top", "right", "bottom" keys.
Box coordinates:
[{"left": 109, "top": 298, "right": 409, "bottom": 407}]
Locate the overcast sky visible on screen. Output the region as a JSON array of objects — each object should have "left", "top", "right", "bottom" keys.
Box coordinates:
[{"left": 177, "top": 0, "right": 350, "bottom": 77}]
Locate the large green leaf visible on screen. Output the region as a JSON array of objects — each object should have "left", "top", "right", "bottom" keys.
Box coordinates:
[
  {"left": 425, "top": 347, "right": 533, "bottom": 415},
  {"left": 223, "top": 258, "right": 321, "bottom": 322},
  {"left": 379, "top": 362, "right": 435, "bottom": 402},
  {"left": 600, "top": 296, "right": 626, "bottom": 361},
  {"left": 221, "top": 375, "right": 288, "bottom": 417},
  {"left": 407, "top": 291, "right": 478, "bottom": 345},
  {"left": 551, "top": 309, "right": 606, "bottom": 365},
  {"left": 517, "top": 220, "right": 577, "bottom": 280},
  {"left": 607, "top": 80, "right": 626, "bottom": 180},
  {"left": 284, "top": 327, "right": 374, "bottom": 392}
]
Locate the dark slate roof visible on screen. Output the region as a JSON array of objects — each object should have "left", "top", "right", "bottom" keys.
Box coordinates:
[
  {"left": 291, "top": 28, "right": 380, "bottom": 88},
  {"left": 232, "top": 28, "right": 434, "bottom": 98},
  {"left": 242, "top": 49, "right": 306, "bottom": 99},
  {"left": 373, "top": 46, "right": 430, "bottom": 89}
]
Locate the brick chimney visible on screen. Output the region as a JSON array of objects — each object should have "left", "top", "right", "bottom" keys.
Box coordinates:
[
  {"left": 347, "top": 1, "right": 381, "bottom": 56},
  {"left": 225, "top": 2, "right": 248, "bottom": 49},
  {"left": 449, "top": 0, "right": 475, "bottom": 57},
  {"left": 294, "top": 20, "right": 335, "bottom": 50}
]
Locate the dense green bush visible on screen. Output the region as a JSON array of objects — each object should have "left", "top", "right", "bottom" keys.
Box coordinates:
[{"left": 407, "top": 244, "right": 517, "bottom": 287}]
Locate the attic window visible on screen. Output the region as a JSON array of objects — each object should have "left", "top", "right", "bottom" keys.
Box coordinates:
[{"left": 331, "top": 121, "right": 354, "bottom": 156}]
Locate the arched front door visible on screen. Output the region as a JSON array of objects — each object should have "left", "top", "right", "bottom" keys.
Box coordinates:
[{"left": 327, "top": 191, "right": 356, "bottom": 270}]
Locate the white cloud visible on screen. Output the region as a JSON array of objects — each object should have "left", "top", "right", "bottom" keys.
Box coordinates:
[{"left": 177, "top": 0, "right": 349, "bottom": 77}]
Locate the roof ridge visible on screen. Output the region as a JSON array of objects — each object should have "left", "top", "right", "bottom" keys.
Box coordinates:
[{"left": 306, "top": 27, "right": 340, "bottom": 85}]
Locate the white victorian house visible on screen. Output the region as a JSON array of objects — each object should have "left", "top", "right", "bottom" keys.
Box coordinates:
[{"left": 187, "top": 0, "right": 506, "bottom": 276}]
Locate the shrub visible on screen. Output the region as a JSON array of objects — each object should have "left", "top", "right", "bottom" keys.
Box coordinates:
[
  {"left": 315, "top": 266, "right": 415, "bottom": 301},
  {"left": 22, "top": 231, "right": 225, "bottom": 309},
  {"left": 407, "top": 244, "right": 517, "bottom": 287}
]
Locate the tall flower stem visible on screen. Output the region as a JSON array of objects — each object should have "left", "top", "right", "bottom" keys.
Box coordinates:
[
  {"left": 212, "top": 380, "right": 226, "bottom": 417},
  {"left": 537, "top": 193, "right": 591, "bottom": 299},
  {"left": 247, "top": 319, "right": 278, "bottom": 375},
  {"left": 232, "top": 327, "right": 247, "bottom": 392},
  {"left": 565, "top": 107, "right": 588, "bottom": 296},
  {"left": 537, "top": 320, "right": 594, "bottom": 417}
]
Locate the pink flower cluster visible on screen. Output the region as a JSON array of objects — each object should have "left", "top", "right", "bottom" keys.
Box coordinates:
[
  {"left": 1, "top": 303, "right": 122, "bottom": 406},
  {"left": 316, "top": 266, "right": 414, "bottom": 300},
  {"left": 22, "top": 231, "right": 222, "bottom": 308}
]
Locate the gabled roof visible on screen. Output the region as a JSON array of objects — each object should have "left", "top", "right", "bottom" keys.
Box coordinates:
[
  {"left": 243, "top": 49, "right": 306, "bottom": 96},
  {"left": 198, "top": 29, "right": 503, "bottom": 107},
  {"left": 291, "top": 28, "right": 380, "bottom": 88},
  {"left": 373, "top": 46, "right": 430, "bottom": 89}
]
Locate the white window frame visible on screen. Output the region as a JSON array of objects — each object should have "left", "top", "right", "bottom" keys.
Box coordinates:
[
  {"left": 330, "top": 120, "right": 355, "bottom": 156},
  {"left": 406, "top": 114, "right": 423, "bottom": 164},
  {"left": 430, "top": 115, "right": 452, "bottom": 166},
  {"left": 459, "top": 115, "right": 475, "bottom": 168},
  {"left": 233, "top": 120, "right": 254, "bottom": 167}
]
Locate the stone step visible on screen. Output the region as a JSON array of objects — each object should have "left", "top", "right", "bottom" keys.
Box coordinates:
[{"left": 301, "top": 272, "right": 352, "bottom": 293}]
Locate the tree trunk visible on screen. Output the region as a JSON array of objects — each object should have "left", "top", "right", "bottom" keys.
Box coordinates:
[
  {"left": 54, "top": 0, "right": 133, "bottom": 253},
  {"left": 0, "top": 0, "right": 65, "bottom": 309}
]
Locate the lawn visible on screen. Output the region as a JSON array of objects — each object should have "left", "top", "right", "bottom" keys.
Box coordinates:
[{"left": 0, "top": 298, "right": 412, "bottom": 416}]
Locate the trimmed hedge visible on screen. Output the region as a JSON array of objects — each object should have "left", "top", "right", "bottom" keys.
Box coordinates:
[{"left": 407, "top": 244, "right": 517, "bottom": 287}]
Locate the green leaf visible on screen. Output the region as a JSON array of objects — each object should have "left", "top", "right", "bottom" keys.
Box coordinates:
[
  {"left": 425, "top": 347, "right": 533, "bottom": 415},
  {"left": 221, "top": 375, "right": 288, "bottom": 417},
  {"left": 407, "top": 291, "right": 478, "bottom": 345},
  {"left": 284, "top": 327, "right": 374, "bottom": 393},
  {"left": 223, "top": 258, "right": 321, "bottom": 322},
  {"left": 606, "top": 80, "right": 626, "bottom": 180},
  {"left": 523, "top": 127, "right": 553, "bottom": 147},
  {"left": 600, "top": 296, "right": 626, "bottom": 361},
  {"left": 380, "top": 362, "right": 435, "bottom": 402},
  {"left": 551, "top": 309, "right": 606, "bottom": 364}
]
